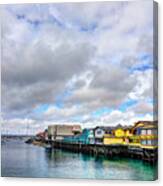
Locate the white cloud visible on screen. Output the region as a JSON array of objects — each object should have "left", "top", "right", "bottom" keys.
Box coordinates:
[
  {"left": 128, "top": 69, "right": 153, "bottom": 100},
  {"left": 44, "top": 105, "right": 80, "bottom": 118},
  {"left": 1, "top": 1, "right": 155, "bottom": 134},
  {"left": 100, "top": 109, "right": 153, "bottom": 127}
]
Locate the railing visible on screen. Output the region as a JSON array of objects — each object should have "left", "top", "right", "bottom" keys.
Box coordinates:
[{"left": 129, "top": 135, "right": 157, "bottom": 140}]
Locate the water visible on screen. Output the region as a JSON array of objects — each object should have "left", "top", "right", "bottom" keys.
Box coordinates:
[{"left": 1, "top": 138, "right": 157, "bottom": 180}]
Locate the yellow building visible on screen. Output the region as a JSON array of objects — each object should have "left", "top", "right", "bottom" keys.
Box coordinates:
[
  {"left": 102, "top": 121, "right": 157, "bottom": 148},
  {"left": 114, "top": 128, "right": 125, "bottom": 137},
  {"left": 103, "top": 135, "right": 124, "bottom": 145},
  {"left": 103, "top": 126, "right": 127, "bottom": 145},
  {"left": 129, "top": 121, "right": 158, "bottom": 148},
  {"left": 125, "top": 129, "right": 132, "bottom": 137}
]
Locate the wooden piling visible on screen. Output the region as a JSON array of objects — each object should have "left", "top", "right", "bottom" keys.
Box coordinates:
[{"left": 48, "top": 140, "right": 157, "bottom": 163}]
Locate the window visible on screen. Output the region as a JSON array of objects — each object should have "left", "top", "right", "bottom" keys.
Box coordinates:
[
  {"left": 141, "top": 140, "right": 147, "bottom": 145},
  {"left": 152, "top": 140, "right": 158, "bottom": 146},
  {"left": 96, "top": 138, "right": 103, "bottom": 144},
  {"left": 153, "top": 129, "right": 158, "bottom": 135},
  {"left": 147, "top": 140, "right": 152, "bottom": 145},
  {"left": 97, "top": 130, "right": 102, "bottom": 135},
  {"left": 147, "top": 129, "right": 152, "bottom": 135},
  {"left": 141, "top": 129, "right": 146, "bottom": 135},
  {"left": 141, "top": 140, "right": 158, "bottom": 146}
]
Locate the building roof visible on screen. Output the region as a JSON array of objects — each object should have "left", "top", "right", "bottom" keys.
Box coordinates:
[
  {"left": 94, "top": 124, "right": 132, "bottom": 132},
  {"left": 133, "top": 120, "right": 158, "bottom": 130}
]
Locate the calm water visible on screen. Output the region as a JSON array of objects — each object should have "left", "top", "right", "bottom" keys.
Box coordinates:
[{"left": 1, "top": 138, "right": 157, "bottom": 180}]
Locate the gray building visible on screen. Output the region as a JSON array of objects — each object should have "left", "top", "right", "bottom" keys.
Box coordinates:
[
  {"left": 93, "top": 126, "right": 112, "bottom": 144},
  {"left": 48, "top": 124, "right": 82, "bottom": 141}
]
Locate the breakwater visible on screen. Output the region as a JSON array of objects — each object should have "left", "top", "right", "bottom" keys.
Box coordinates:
[{"left": 49, "top": 141, "right": 158, "bottom": 164}]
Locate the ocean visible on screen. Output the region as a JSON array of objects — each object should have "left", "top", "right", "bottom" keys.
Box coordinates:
[{"left": 1, "top": 137, "right": 157, "bottom": 180}]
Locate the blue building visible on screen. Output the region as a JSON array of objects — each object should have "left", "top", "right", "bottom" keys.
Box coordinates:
[{"left": 63, "top": 128, "right": 95, "bottom": 144}]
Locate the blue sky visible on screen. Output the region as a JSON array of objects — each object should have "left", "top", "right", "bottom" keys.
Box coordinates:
[{"left": 1, "top": 1, "right": 157, "bottom": 134}]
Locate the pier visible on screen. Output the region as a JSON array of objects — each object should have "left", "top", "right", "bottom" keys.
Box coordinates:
[
  {"left": 47, "top": 140, "right": 158, "bottom": 164},
  {"left": 29, "top": 121, "right": 158, "bottom": 164}
]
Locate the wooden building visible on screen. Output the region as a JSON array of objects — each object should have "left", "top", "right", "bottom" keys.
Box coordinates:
[
  {"left": 129, "top": 121, "right": 158, "bottom": 148},
  {"left": 48, "top": 124, "right": 82, "bottom": 141},
  {"left": 93, "top": 126, "right": 113, "bottom": 144},
  {"left": 63, "top": 128, "right": 95, "bottom": 144},
  {"left": 94, "top": 127, "right": 105, "bottom": 144},
  {"left": 103, "top": 125, "right": 132, "bottom": 145}
]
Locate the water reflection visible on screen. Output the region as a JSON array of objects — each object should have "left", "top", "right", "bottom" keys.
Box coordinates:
[
  {"left": 1, "top": 138, "right": 157, "bottom": 180},
  {"left": 44, "top": 148, "right": 157, "bottom": 180}
]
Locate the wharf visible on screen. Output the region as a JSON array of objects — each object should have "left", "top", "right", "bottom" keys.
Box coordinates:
[{"left": 48, "top": 140, "right": 157, "bottom": 164}]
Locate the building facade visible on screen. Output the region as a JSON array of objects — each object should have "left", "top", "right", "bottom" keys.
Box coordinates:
[
  {"left": 129, "top": 121, "right": 158, "bottom": 148},
  {"left": 48, "top": 124, "right": 82, "bottom": 141}
]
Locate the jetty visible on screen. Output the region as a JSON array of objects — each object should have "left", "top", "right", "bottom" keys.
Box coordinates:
[
  {"left": 47, "top": 141, "right": 157, "bottom": 163},
  {"left": 28, "top": 120, "right": 158, "bottom": 163}
]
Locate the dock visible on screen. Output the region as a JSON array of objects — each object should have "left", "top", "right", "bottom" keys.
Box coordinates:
[
  {"left": 48, "top": 140, "right": 158, "bottom": 164},
  {"left": 31, "top": 121, "right": 158, "bottom": 164}
]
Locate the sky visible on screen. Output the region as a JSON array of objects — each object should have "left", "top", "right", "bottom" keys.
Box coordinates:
[{"left": 1, "top": 0, "right": 157, "bottom": 135}]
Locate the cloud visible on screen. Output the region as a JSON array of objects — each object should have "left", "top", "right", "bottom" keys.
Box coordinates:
[
  {"left": 1, "top": 118, "right": 52, "bottom": 135},
  {"left": 128, "top": 69, "right": 153, "bottom": 100},
  {"left": 2, "top": 11, "right": 96, "bottom": 113},
  {"left": 100, "top": 109, "right": 153, "bottom": 127},
  {"left": 127, "top": 101, "right": 153, "bottom": 115},
  {"left": 1, "top": 1, "right": 155, "bottom": 134},
  {"left": 65, "top": 64, "right": 136, "bottom": 110}
]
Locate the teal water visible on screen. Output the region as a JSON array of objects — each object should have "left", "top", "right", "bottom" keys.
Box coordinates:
[{"left": 1, "top": 138, "right": 157, "bottom": 180}]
